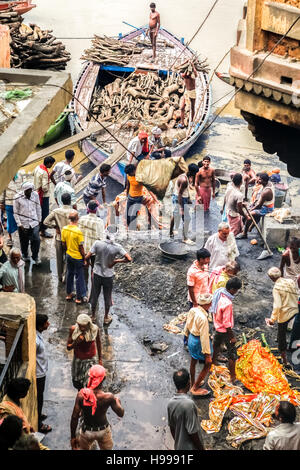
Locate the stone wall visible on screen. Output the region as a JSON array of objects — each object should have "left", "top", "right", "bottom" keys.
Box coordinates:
[{"left": 0, "top": 293, "right": 37, "bottom": 430}]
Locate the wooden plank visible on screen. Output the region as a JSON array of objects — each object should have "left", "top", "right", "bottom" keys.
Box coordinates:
[
  {"left": 22, "top": 123, "right": 105, "bottom": 167},
  {"left": 74, "top": 139, "right": 130, "bottom": 195}
]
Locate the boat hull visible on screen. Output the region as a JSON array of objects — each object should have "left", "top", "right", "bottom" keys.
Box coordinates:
[
  {"left": 0, "top": 1, "right": 36, "bottom": 14},
  {"left": 71, "top": 26, "right": 212, "bottom": 186}
]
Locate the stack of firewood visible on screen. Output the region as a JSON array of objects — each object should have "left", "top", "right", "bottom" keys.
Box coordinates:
[
  {"left": 89, "top": 72, "right": 185, "bottom": 128},
  {"left": 0, "top": 8, "right": 71, "bottom": 70},
  {"left": 173, "top": 56, "right": 210, "bottom": 77},
  {"left": 81, "top": 35, "right": 142, "bottom": 66}
]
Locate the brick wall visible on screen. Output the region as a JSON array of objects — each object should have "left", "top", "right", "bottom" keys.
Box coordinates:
[{"left": 267, "top": 32, "right": 300, "bottom": 59}]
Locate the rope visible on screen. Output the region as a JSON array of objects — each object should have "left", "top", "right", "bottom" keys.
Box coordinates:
[
  {"left": 201, "top": 14, "right": 300, "bottom": 135},
  {"left": 170, "top": 0, "right": 220, "bottom": 69}
]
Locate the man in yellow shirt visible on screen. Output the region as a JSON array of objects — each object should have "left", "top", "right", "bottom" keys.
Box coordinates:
[
  {"left": 265, "top": 267, "right": 299, "bottom": 366},
  {"left": 209, "top": 261, "right": 240, "bottom": 294},
  {"left": 61, "top": 211, "right": 87, "bottom": 304}
]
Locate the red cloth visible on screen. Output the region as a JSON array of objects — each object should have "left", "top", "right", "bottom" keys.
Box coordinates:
[
  {"left": 213, "top": 293, "right": 234, "bottom": 332},
  {"left": 87, "top": 365, "right": 106, "bottom": 389},
  {"left": 74, "top": 340, "right": 96, "bottom": 360},
  {"left": 198, "top": 187, "right": 211, "bottom": 211},
  {"left": 142, "top": 139, "right": 149, "bottom": 154},
  {"left": 80, "top": 365, "right": 106, "bottom": 415},
  {"left": 80, "top": 388, "right": 98, "bottom": 416},
  {"left": 227, "top": 214, "right": 243, "bottom": 236}
]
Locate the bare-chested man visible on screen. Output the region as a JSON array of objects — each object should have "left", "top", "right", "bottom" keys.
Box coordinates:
[
  {"left": 149, "top": 3, "right": 160, "bottom": 60},
  {"left": 195, "top": 156, "right": 216, "bottom": 211},
  {"left": 236, "top": 173, "right": 274, "bottom": 239},
  {"left": 170, "top": 163, "right": 198, "bottom": 244},
  {"left": 70, "top": 365, "right": 124, "bottom": 450},
  {"left": 242, "top": 159, "right": 256, "bottom": 201},
  {"left": 179, "top": 63, "right": 197, "bottom": 128}
]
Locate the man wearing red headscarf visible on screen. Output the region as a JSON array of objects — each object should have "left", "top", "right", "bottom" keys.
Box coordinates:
[
  {"left": 70, "top": 365, "right": 124, "bottom": 450},
  {"left": 127, "top": 132, "right": 149, "bottom": 166}
]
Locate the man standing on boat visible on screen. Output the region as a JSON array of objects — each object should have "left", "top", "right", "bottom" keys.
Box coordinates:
[
  {"left": 195, "top": 156, "right": 216, "bottom": 212},
  {"left": 148, "top": 3, "right": 160, "bottom": 61},
  {"left": 179, "top": 62, "right": 198, "bottom": 128},
  {"left": 127, "top": 132, "right": 149, "bottom": 166}
]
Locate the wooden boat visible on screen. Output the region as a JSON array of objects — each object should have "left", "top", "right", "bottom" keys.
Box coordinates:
[
  {"left": 71, "top": 26, "right": 211, "bottom": 186},
  {"left": 0, "top": 1, "right": 36, "bottom": 15},
  {"left": 38, "top": 112, "right": 68, "bottom": 147}
]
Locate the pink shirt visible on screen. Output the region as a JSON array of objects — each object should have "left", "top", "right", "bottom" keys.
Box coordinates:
[
  {"left": 187, "top": 261, "right": 209, "bottom": 302},
  {"left": 213, "top": 293, "right": 234, "bottom": 332}
]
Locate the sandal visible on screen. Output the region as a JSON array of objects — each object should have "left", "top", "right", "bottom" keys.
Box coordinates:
[
  {"left": 75, "top": 297, "right": 88, "bottom": 305},
  {"left": 66, "top": 294, "right": 75, "bottom": 301},
  {"left": 39, "top": 423, "right": 52, "bottom": 434}
]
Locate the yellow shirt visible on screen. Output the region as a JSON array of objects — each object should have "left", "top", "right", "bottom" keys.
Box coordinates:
[
  {"left": 183, "top": 306, "right": 211, "bottom": 355},
  {"left": 61, "top": 225, "right": 84, "bottom": 260},
  {"left": 271, "top": 277, "right": 298, "bottom": 324},
  {"left": 211, "top": 271, "right": 230, "bottom": 293}
]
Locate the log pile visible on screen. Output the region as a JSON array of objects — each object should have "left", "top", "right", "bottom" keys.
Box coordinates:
[
  {"left": 0, "top": 7, "right": 70, "bottom": 70},
  {"left": 173, "top": 56, "right": 209, "bottom": 77},
  {"left": 81, "top": 35, "right": 143, "bottom": 66},
  {"left": 89, "top": 72, "right": 185, "bottom": 129}
]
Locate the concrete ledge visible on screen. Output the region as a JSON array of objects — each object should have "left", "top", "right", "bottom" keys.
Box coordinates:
[
  {"left": 263, "top": 216, "right": 300, "bottom": 247},
  {"left": 262, "top": 1, "right": 300, "bottom": 41},
  {"left": 0, "top": 68, "right": 72, "bottom": 193}
]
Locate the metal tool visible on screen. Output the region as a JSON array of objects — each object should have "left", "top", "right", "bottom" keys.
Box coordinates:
[{"left": 244, "top": 206, "right": 273, "bottom": 260}]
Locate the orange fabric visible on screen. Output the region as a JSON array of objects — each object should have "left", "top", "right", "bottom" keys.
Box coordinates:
[
  {"left": 80, "top": 365, "right": 106, "bottom": 415},
  {"left": 0, "top": 399, "right": 32, "bottom": 432},
  {"left": 236, "top": 340, "right": 300, "bottom": 405},
  {"left": 128, "top": 175, "right": 144, "bottom": 198}
]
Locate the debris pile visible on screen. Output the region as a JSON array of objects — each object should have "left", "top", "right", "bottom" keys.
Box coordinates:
[
  {"left": 89, "top": 72, "right": 185, "bottom": 128},
  {"left": 0, "top": 8, "right": 70, "bottom": 70}
]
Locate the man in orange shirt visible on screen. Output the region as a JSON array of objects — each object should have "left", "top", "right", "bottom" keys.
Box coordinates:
[
  {"left": 124, "top": 164, "right": 150, "bottom": 230},
  {"left": 187, "top": 248, "right": 211, "bottom": 309}
]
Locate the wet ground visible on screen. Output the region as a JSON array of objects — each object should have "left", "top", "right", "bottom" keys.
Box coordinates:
[
  {"left": 8, "top": 0, "right": 299, "bottom": 451},
  {"left": 16, "top": 193, "right": 299, "bottom": 451}
]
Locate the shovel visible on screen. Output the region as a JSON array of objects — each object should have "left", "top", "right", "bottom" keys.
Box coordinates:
[{"left": 244, "top": 206, "right": 273, "bottom": 260}]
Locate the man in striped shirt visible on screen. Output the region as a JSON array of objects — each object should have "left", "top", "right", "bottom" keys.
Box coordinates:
[
  {"left": 83, "top": 164, "right": 111, "bottom": 207},
  {"left": 78, "top": 200, "right": 104, "bottom": 258}
]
